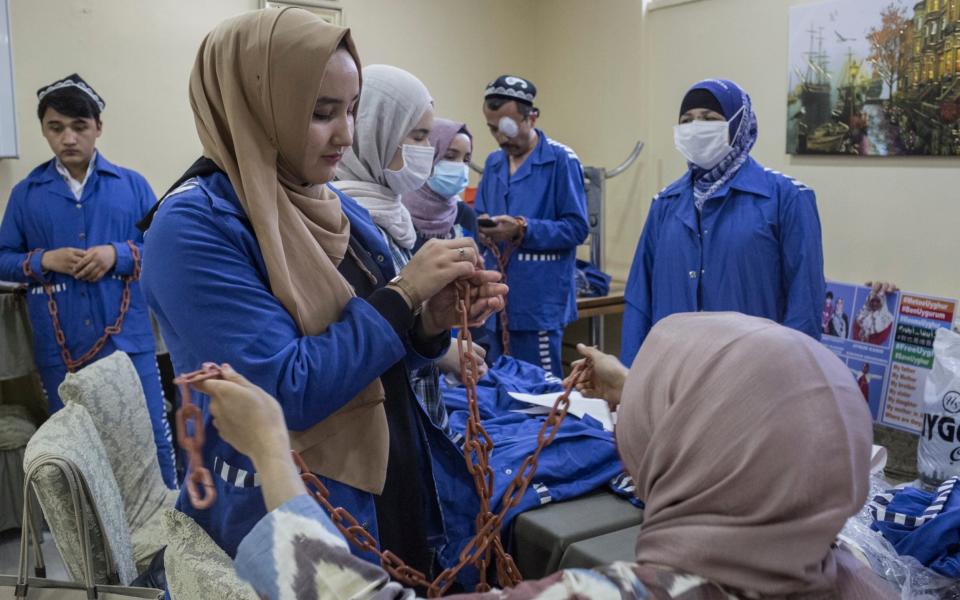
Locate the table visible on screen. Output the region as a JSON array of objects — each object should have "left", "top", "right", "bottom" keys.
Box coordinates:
[
  {"left": 512, "top": 490, "right": 643, "bottom": 579},
  {"left": 576, "top": 292, "right": 625, "bottom": 319},
  {"left": 558, "top": 524, "right": 642, "bottom": 570},
  {"left": 574, "top": 290, "right": 625, "bottom": 352},
  {"left": 0, "top": 284, "right": 33, "bottom": 381}
]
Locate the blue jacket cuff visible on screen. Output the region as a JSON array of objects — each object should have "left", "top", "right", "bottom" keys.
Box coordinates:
[
  {"left": 28, "top": 250, "right": 50, "bottom": 283},
  {"left": 111, "top": 241, "right": 134, "bottom": 275}
]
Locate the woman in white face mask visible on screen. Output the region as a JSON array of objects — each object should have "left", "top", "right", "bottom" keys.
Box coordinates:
[
  {"left": 401, "top": 118, "right": 478, "bottom": 248},
  {"left": 336, "top": 68, "right": 489, "bottom": 442},
  {"left": 621, "top": 79, "right": 827, "bottom": 365},
  {"left": 336, "top": 64, "right": 436, "bottom": 255}
]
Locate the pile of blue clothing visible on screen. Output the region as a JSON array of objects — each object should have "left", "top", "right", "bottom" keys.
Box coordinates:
[
  {"left": 870, "top": 476, "right": 960, "bottom": 577},
  {"left": 575, "top": 259, "right": 611, "bottom": 298},
  {"left": 436, "top": 356, "right": 626, "bottom": 585}
]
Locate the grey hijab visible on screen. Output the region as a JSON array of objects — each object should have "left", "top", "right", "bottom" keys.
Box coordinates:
[{"left": 336, "top": 65, "right": 432, "bottom": 248}]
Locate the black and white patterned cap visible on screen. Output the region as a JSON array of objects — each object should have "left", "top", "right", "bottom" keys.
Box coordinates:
[
  {"left": 36, "top": 73, "right": 105, "bottom": 112},
  {"left": 484, "top": 75, "right": 536, "bottom": 106}
]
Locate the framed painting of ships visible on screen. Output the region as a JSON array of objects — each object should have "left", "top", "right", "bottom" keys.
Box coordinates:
[{"left": 788, "top": 0, "right": 960, "bottom": 156}]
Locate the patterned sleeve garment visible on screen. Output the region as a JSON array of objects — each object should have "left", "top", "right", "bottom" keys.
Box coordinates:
[{"left": 234, "top": 494, "right": 751, "bottom": 600}]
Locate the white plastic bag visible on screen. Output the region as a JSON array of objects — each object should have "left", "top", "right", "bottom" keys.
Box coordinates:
[
  {"left": 918, "top": 328, "right": 960, "bottom": 489},
  {"left": 839, "top": 516, "right": 960, "bottom": 599},
  {"left": 838, "top": 474, "right": 960, "bottom": 599}
]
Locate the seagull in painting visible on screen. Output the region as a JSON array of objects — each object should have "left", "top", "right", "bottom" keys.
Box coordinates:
[{"left": 835, "top": 30, "right": 857, "bottom": 42}]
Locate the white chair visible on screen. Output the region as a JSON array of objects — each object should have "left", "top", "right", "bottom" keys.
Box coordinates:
[
  {"left": 23, "top": 403, "right": 138, "bottom": 584},
  {"left": 162, "top": 508, "right": 258, "bottom": 600},
  {"left": 58, "top": 351, "right": 177, "bottom": 572}
]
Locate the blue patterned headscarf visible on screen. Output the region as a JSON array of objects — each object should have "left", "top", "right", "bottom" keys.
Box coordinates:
[{"left": 682, "top": 79, "right": 758, "bottom": 209}]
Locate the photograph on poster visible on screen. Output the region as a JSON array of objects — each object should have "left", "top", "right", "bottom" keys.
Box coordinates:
[
  {"left": 823, "top": 283, "right": 855, "bottom": 339},
  {"left": 851, "top": 287, "right": 899, "bottom": 347},
  {"left": 847, "top": 358, "right": 887, "bottom": 419}
]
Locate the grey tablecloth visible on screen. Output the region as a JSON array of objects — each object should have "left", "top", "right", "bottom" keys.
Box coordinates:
[
  {"left": 512, "top": 491, "right": 643, "bottom": 579},
  {"left": 0, "top": 291, "right": 34, "bottom": 381},
  {"left": 558, "top": 524, "right": 642, "bottom": 571},
  {"left": 0, "top": 405, "right": 42, "bottom": 533}
]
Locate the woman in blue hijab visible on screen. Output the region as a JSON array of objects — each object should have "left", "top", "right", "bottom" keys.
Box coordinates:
[{"left": 621, "top": 79, "right": 825, "bottom": 364}]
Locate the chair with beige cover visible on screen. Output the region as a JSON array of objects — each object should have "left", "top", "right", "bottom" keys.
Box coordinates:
[
  {"left": 23, "top": 403, "right": 138, "bottom": 585},
  {"left": 58, "top": 351, "right": 177, "bottom": 572},
  {"left": 5, "top": 443, "right": 162, "bottom": 598},
  {"left": 162, "top": 508, "right": 258, "bottom": 599}
]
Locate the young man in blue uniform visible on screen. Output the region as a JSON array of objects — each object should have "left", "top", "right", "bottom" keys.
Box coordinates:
[
  {"left": 475, "top": 75, "right": 588, "bottom": 377},
  {"left": 0, "top": 74, "right": 176, "bottom": 487}
]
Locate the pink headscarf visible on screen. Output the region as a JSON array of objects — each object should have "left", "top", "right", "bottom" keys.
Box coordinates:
[
  {"left": 616, "top": 312, "right": 896, "bottom": 598},
  {"left": 400, "top": 118, "right": 471, "bottom": 238}
]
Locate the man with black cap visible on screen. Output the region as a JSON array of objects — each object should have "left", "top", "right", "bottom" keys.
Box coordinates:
[
  {"left": 0, "top": 74, "right": 176, "bottom": 487},
  {"left": 475, "top": 75, "right": 588, "bottom": 377}
]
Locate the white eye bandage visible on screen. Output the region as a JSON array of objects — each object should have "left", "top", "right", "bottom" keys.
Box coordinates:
[{"left": 498, "top": 116, "right": 519, "bottom": 139}]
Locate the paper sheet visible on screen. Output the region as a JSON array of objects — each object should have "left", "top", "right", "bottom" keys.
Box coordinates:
[
  {"left": 870, "top": 444, "right": 887, "bottom": 474},
  {"left": 508, "top": 391, "right": 614, "bottom": 431}
]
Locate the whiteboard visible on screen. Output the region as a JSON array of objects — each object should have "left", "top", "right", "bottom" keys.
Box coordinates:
[{"left": 0, "top": 0, "right": 17, "bottom": 158}]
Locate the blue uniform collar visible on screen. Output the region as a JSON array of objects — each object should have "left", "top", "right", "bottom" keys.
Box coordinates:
[
  {"left": 194, "top": 170, "right": 244, "bottom": 218},
  {"left": 727, "top": 158, "right": 772, "bottom": 198},
  {"left": 488, "top": 129, "right": 553, "bottom": 185},
  {"left": 30, "top": 151, "right": 122, "bottom": 185},
  {"left": 660, "top": 157, "right": 771, "bottom": 201},
  {"left": 529, "top": 130, "right": 556, "bottom": 166},
  {"left": 662, "top": 157, "right": 771, "bottom": 234}
]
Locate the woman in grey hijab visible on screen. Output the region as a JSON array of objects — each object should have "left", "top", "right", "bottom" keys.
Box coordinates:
[
  {"left": 336, "top": 64, "right": 434, "bottom": 252},
  {"left": 336, "top": 65, "right": 484, "bottom": 439}
]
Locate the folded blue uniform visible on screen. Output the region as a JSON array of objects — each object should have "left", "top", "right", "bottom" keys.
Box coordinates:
[
  {"left": 575, "top": 259, "right": 612, "bottom": 298},
  {"left": 437, "top": 355, "right": 626, "bottom": 587},
  {"left": 870, "top": 476, "right": 960, "bottom": 577}
]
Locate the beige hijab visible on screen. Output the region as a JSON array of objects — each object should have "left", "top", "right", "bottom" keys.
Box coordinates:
[
  {"left": 189, "top": 7, "right": 388, "bottom": 494},
  {"left": 617, "top": 313, "right": 896, "bottom": 599}
]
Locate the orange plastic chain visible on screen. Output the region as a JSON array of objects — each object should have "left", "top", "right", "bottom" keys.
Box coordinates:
[
  {"left": 480, "top": 237, "right": 523, "bottom": 356},
  {"left": 22, "top": 241, "right": 141, "bottom": 372},
  {"left": 173, "top": 363, "right": 220, "bottom": 510},
  {"left": 175, "top": 278, "right": 592, "bottom": 596}
]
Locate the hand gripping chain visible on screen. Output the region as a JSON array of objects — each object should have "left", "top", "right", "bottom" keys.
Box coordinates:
[
  {"left": 173, "top": 363, "right": 220, "bottom": 510},
  {"left": 176, "top": 281, "right": 593, "bottom": 596},
  {"left": 22, "top": 241, "right": 141, "bottom": 372}
]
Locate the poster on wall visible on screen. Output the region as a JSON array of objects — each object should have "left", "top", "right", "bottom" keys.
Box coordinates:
[
  {"left": 787, "top": 0, "right": 960, "bottom": 156},
  {"left": 820, "top": 280, "right": 958, "bottom": 433}
]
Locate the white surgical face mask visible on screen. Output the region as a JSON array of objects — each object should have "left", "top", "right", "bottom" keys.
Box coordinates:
[
  {"left": 384, "top": 144, "right": 435, "bottom": 194},
  {"left": 673, "top": 120, "right": 733, "bottom": 169}
]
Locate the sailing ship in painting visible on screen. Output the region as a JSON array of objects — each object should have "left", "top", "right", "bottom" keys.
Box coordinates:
[{"left": 787, "top": 0, "right": 960, "bottom": 156}]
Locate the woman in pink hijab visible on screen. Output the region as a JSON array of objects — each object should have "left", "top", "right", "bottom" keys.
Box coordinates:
[
  {"left": 193, "top": 313, "right": 898, "bottom": 599},
  {"left": 601, "top": 312, "right": 896, "bottom": 599}
]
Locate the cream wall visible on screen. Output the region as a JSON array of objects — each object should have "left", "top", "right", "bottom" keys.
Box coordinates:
[
  {"left": 2, "top": 0, "right": 956, "bottom": 299},
  {"left": 345, "top": 0, "right": 536, "bottom": 176},
  {"left": 637, "top": 0, "right": 959, "bottom": 299},
  {"left": 531, "top": 0, "right": 958, "bottom": 299},
  {"left": 0, "top": 0, "right": 257, "bottom": 208},
  {"left": 0, "top": 0, "right": 536, "bottom": 211},
  {"left": 530, "top": 0, "right": 647, "bottom": 281}
]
